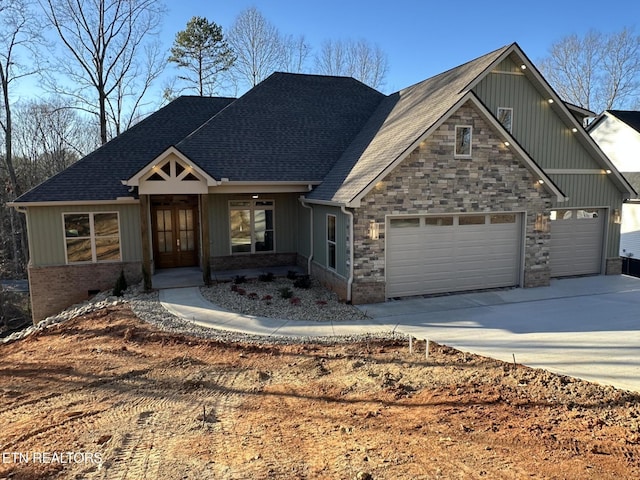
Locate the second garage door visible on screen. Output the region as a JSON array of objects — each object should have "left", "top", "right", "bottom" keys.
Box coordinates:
[
  {"left": 550, "top": 208, "right": 604, "bottom": 277},
  {"left": 386, "top": 213, "right": 523, "bottom": 298}
]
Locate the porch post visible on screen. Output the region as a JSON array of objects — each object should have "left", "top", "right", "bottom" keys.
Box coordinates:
[
  {"left": 200, "top": 194, "right": 211, "bottom": 285},
  {"left": 139, "top": 194, "right": 152, "bottom": 291}
]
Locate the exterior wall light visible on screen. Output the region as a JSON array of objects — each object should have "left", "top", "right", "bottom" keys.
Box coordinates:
[
  {"left": 368, "top": 220, "right": 380, "bottom": 240},
  {"left": 548, "top": 98, "right": 554, "bottom": 104},
  {"left": 572, "top": 127, "right": 578, "bottom": 133},
  {"left": 534, "top": 213, "right": 549, "bottom": 232},
  {"left": 605, "top": 169, "right": 612, "bottom": 174},
  {"left": 520, "top": 64, "right": 527, "bottom": 70},
  {"left": 504, "top": 141, "right": 510, "bottom": 147},
  {"left": 613, "top": 209, "right": 622, "bottom": 224},
  {"left": 538, "top": 179, "right": 545, "bottom": 185}
]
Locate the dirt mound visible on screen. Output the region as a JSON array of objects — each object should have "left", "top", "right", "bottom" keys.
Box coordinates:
[{"left": 1, "top": 305, "right": 639, "bottom": 479}]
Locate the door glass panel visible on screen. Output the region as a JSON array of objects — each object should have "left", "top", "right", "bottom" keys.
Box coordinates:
[
  {"left": 254, "top": 210, "right": 274, "bottom": 252},
  {"left": 156, "top": 209, "right": 173, "bottom": 253}
]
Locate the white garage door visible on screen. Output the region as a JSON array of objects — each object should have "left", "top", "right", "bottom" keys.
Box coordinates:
[
  {"left": 386, "top": 213, "right": 522, "bottom": 298},
  {"left": 550, "top": 209, "right": 604, "bottom": 277}
]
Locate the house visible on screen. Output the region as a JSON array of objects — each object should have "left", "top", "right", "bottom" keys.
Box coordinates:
[
  {"left": 588, "top": 110, "right": 640, "bottom": 258},
  {"left": 12, "top": 43, "right": 636, "bottom": 322}
]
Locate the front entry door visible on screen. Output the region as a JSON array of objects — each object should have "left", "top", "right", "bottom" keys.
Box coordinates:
[{"left": 152, "top": 196, "right": 199, "bottom": 269}]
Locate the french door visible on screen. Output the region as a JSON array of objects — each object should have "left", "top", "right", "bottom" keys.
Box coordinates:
[{"left": 151, "top": 196, "right": 199, "bottom": 269}]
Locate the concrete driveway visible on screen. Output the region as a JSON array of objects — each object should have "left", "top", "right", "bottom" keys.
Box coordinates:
[{"left": 361, "top": 275, "right": 640, "bottom": 392}]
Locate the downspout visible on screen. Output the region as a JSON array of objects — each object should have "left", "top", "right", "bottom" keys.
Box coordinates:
[
  {"left": 299, "top": 198, "right": 314, "bottom": 274},
  {"left": 340, "top": 205, "right": 354, "bottom": 303}
]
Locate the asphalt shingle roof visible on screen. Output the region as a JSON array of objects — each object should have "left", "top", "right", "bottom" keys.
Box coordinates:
[
  {"left": 15, "top": 96, "right": 234, "bottom": 203},
  {"left": 308, "top": 45, "right": 510, "bottom": 203},
  {"left": 175, "top": 72, "right": 385, "bottom": 182}
]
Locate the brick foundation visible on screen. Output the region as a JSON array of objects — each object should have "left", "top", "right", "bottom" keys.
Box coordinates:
[
  {"left": 210, "top": 253, "right": 298, "bottom": 271},
  {"left": 351, "top": 281, "right": 385, "bottom": 304},
  {"left": 28, "top": 262, "right": 142, "bottom": 323},
  {"left": 310, "top": 261, "right": 349, "bottom": 301},
  {"left": 606, "top": 257, "right": 622, "bottom": 275}
]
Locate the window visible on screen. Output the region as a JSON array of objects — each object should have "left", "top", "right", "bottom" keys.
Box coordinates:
[
  {"left": 424, "top": 216, "right": 454, "bottom": 226},
  {"left": 230, "top": 200, "right": 274, "bottom": 254},
  {"left": 390, "top": 217, "right": 420, "bottom": 228},
  {"left": 327, "top": 214, "right": 336, "bottom": 270},
  {"left": 497, "top": 107, "right": 513, "bottom": 132},
  {"left": 459, "top": 215, "right": 486, "bottom": 225},
  {"left": 455, "top": 126, "right": 472, "bottom": 156},
  {"left": 64, "top": 212, "right": 121, "bottom": 263}
]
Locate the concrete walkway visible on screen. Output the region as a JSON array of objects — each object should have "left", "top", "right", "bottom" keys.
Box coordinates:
[{"left": 159, "top": 275, "right": 640, "bottom": 392}]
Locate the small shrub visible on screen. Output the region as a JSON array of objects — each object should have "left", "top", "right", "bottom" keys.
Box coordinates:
[
  {"left": 293, "top": 275, "right": 311, "bottom": 289},
  {"left": 262, "top": 295, "right": 273, "bottom": 301},
  {"left": 231, "top": 284, "right": 239, "bottom": 292},
  {"left": 258, "top": 272, "right": 274, "bottom": 282},
  {"left": 286, "top": 270, "right": 298, "bottom": 280},
  {"left": 247, "top": 292, "right": 258, "bottom": 300},
  {"left": 279, "top": 287, "right": 293, "bottom": 299},
  {"left": 236, "top": 288, "right": 247, "bottom": 296},
  {"left": 233, "top": 275, "right": 246, "bottom": 285},
  {"left": 290, "top": 297, "right": 301, "bottom": 306},
  {"left": 113, "top": 270, "right": 127, "bottom": 297},
  {"left": 316, "top": 300, "right": 328, "bottom": 307}
]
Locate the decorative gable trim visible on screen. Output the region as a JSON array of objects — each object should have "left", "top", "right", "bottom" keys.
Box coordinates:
[
  {"left": 347, "top": 92, "right": 566, "bottom": 207},
  {"left": 123, "top": 146, "right": 218, "bottom": 195}
]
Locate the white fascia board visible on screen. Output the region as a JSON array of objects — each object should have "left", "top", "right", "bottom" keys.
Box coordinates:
[{"left": 123, "top": 146, "right": 218, "bottom": 187}]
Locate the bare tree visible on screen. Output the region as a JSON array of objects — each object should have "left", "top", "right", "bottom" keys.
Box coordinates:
[
  {"left": 13, "top": 98, "right": 96, "bottom": 189},
  {"left": 0, "top": 0, "right": 42, "bottom": 198},
  {"left": 0, "top": 0, "right": 43, "bottom": 273},
  {"left": 539, "top": 28, "right": 640, "bottom": 112},
  {"left": 227, "top": 7, "right": 284, "bottom": 89},
  {"left": 39, "top": 0, "right": 167, "bottom": 144},
  {"left": 280, "top": 34, "right": 311, "bottom": 74},
  {"left": 314, "top": 38, "right": 388, "bottom": 89}
]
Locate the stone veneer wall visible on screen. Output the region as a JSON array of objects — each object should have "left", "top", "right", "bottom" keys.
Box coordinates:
[
  {"left": 351, "top": 102, "right": 553, "bottom": 304},
  {"left": 606, "top": 257, "right": 622, "bottom": 275},
  {"left": 309, "top": 261, "right": 349, "bottom": 301},
  {"left": 28, "top": 262, "right": 142, "bottom": 323}
]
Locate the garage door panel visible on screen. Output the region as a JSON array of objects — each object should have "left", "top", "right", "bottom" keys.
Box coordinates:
[
  {"left": 550, "top": 211, "right": 603, "bottom": 277},
  {"left": 387, "top": 214, "right": 522, "bottom": 298}
]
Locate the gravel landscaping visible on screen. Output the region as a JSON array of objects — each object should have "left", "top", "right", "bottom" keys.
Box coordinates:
[{"left": 200, "top": 275, "right": 369, "bottom": 322}]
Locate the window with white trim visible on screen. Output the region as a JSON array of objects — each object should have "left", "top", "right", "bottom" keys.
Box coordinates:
[
  {"left": 63, "top": 212, "right": 121, "bottom": 263},
  {"left": 455, "top": 125, "right": 472, "bottom": 156},
  {"left": 497, "top": 107, "right": 513, "bottom": 132},
  {"left": 229, "top": 200, "right": 275, "bottom": 254},
  {"left": 327, "top": 214, "right": 337, "bottom": 270}
]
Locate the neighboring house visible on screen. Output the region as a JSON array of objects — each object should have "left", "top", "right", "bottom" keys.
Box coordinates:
[
  {"left": 588, "top": 110, "right": 640, "bottom": 258},
  {"left": 12, "top": 43, "right": 636, "bottom": 322}
]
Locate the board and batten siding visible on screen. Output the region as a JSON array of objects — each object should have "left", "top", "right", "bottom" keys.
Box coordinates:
[
  {"left": 311, "top": 204, "right": 349, "bottom": 278},
  {"left": 473, "top": 56, "right": 601, "bottom": 171},
  {"left": 26, "top": 203, "right": 142, "bottom": 266},
  {"left": 207, "top": 193, "right": 302, "bottom": 257}
]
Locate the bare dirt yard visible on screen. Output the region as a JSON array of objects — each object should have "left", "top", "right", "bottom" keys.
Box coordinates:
[{"left": 2, "top": 304, "right": 640, "bottom": 479}]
